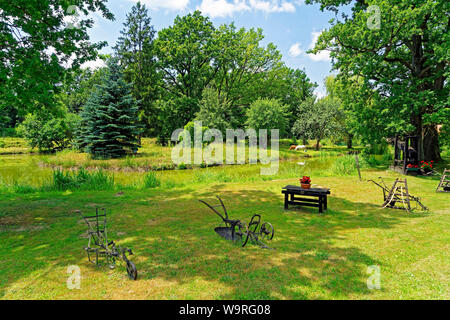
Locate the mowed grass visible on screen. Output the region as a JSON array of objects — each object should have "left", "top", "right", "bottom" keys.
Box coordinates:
[{"left": 0, "top": 168, "right": 448, "bottom": 300}]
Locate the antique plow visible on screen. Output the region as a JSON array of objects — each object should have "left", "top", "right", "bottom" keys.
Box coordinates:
[
  {"left": 78, "top": 208, "right": 138, "bottom": 280},
  {"left": 199, "top": 196, "right": 275, "bottom": 249},
  {"left": 368, "top": 177, "right": 428, "bottom": 212}
]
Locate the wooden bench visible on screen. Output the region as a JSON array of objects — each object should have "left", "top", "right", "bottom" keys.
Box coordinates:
[{"left": 282, "top": 185, "right": 331, "bottom": 213}]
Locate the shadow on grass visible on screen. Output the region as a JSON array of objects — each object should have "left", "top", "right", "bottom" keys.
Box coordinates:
[{"left": 0, "top": 186, "right": 431, "bottom": 299}]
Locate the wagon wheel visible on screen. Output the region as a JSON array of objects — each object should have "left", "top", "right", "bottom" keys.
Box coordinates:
[
  {"left": 248, "top": 215, "right": 261, "bottom": 234},
  {"left": 126, "top": 261, "right": 138, "bottom": 280},
  {"left": 260, "top": 222, "right": 274, "bottom": 241},
  {"left": 235, "top": 222, "right": 249, "bottom": 247}
]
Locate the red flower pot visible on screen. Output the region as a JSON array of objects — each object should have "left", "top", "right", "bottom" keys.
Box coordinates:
[{"left": 301, "top": 183, "right": 311, "bottom": 189}]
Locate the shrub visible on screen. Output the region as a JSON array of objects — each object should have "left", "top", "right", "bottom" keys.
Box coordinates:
[
  {"left": 143, "top": 172, "right": 161, "bottom": 189},
  {"left": 0, "top": 127, "right": 18, "bottom": 138},
  {"left": 18, "top": 112, "right": 80, "bottom": 152},
  {"left": 328, "top": 156, "right": 358, "bottom": 176},
  {"left": 183, "top": 121, "right": 210, "bottom": 146},
  {"left": 246, "top": 99, "right": 289, "bottom": 137},
  {"left": 156, "top": 97, "right": 200, "bottom": 146},
  {"left": 195, "top": 88, "right": 234, "bottom": 135}
]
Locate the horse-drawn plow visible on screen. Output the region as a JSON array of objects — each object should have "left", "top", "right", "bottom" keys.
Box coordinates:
[{"left": 199, "top": 196, "right": 275, "bottom": 249}]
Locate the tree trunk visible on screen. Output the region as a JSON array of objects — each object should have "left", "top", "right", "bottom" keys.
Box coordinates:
[
  {"left": 315, "top": 139, "right": 320, "bottom": 150},
  {"left": 347, "top": 133, "right": 353, "bottom": 149},
  {"left": 303, "top": 138, "right": 308, "bottom": 146},
  {"left": 423, "top": 125, "right": 441, "bottom": 162},
  {"left": 413, "top": 114, "right": 425, "bottom": 162}
]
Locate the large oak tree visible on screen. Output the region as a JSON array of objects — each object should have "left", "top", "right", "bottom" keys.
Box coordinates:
[
  {"left": 307, "top": 0, "right": 449, "bottom": 161},
  {"left": 0, "top": 0, "right": 114, "bottom": 117}
]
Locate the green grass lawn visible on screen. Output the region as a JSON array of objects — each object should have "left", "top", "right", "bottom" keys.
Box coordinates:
[{"left": 0, "top": 167, "right": 448, "bottom": 300}]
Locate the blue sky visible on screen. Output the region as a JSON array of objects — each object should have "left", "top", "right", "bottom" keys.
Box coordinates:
[{"left": 85, "top": 0, "right": 340, "bottom": 97}]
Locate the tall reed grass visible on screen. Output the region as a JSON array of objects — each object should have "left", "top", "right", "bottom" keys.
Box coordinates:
[
  {"left": 48, "top": 168, "right": 115, "bottom": 191},
  {"left": 143, "top": 172, "right": 161, "bottom": 189}
]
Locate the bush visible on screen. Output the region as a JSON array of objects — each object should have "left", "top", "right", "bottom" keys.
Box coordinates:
[
  {"left": 143, "top": 172, "right": 161, "bottom": 189},
  {"left": 156, "top": 97, "right": 200, "bottom": 145},
  {"left": 328, "top": 156, "right": 358, "bottom": 176},
  {"left": 0, "top": 127, "right": 18, "bottom": 138},
  {"left": 363, "top": 142, "right": 389, "bottom": 155},
  {"left": 18, "top": 112, "right": 80, "bottom": 152},
  {"left": 183, "top": 122, "right": 210, "bottom": 146},
  {"left": 246, "top": 99, "right": 289, "bottom": 137},
  {"left": 195, "top": 88, "right": 234, "bottom": 134}
]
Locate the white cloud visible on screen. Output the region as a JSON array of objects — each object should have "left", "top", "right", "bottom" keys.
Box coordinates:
[
  {"left": 288, "top": 42, "right": 303, "bottom": 57},
  {"left": 307, "top": 31, "right": 330, "bottom": 62},
  {"left": 249, "top": 0, "right": 295, "bottom": 13},
  {"left": 133, "top": 0, "right": 190, "bottom": 11},
  {"left": 198, "top": 0, "right": 250, "bottom": 18},
  {"left": 81, "top": 58, "right": 106, "bottom": 70},
  {"left": 197, "top": 0, "right": 301, "bottom": 17}
]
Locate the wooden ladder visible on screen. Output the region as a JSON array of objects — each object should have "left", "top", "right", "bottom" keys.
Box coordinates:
[
  {"left": 436, "top": 169, "right": 450, "bottom": 193},
  {"left": 383, "top": 178, "right": 412, "bottom": 212}
]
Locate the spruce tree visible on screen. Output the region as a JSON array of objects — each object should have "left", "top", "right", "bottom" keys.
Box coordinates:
[
  {"left": 80, "top": 58, "right": 141, "bottom": 159},
  {"left": 114, "top": 1, "right": 159, "bottom": 136}
]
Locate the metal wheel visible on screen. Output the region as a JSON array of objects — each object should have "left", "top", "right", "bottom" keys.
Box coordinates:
[
  {"left": 248, "top": 215, "right": 261, "bottom": 234},
  {"left": 260, "top": 222, "right": 274, "bottom": 241},
  {"left": 235, "top": 222, "right": 249, "bottom": 247},
  {"left": 126, "top": 261, "right": 138, "bottom": 280}
]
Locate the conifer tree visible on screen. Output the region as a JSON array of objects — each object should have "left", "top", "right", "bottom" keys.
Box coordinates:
[
  {"left": 114, "top": 1, "right": 159, "bottom": 136},
  {"left": 80, "top": 58, "right": 141, "bottom": 159}
]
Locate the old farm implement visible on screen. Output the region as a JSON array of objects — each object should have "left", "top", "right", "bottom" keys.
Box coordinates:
[
  {"left": 78, "top": 208, "right": 138, "bottom": 280},
  {"left": 436, "top": 169, "right": 450, "bottom": 193},
  {"left": 368, "top": 177, "right": 428, "bottom": 212},
  {"left": 199, "top": 196, "right": 275, "bottom": 249}
]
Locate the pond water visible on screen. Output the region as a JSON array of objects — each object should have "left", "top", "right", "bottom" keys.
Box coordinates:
[{"left": 0, "top": 152, "right": 343, "bottom": 188}]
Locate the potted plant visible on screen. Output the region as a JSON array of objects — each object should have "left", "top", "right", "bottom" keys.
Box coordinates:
[
  {"left": 300, "top": 176, "right": 311, "bottom": 189},
  {"left": 406, "top": 164, "right": 420, "bottom": 170},
  {"left": 420, "top": 160, "right": 433, "bottom": 173}
]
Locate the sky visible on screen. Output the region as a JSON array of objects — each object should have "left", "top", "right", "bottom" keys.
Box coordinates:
[{"left": 84, "top": 0, "right": 341, "bottom": 97}]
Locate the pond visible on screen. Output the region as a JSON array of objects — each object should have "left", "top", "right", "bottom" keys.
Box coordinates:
[{"left": 0, "top": 151, "right": 350, "bottom": 189}]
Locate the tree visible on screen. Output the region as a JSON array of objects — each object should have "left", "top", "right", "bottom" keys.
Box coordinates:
[
  {"left": 79, "top": 59, "right": 141, "bottom": 159},
  {"left": 154, "top": 11, "right": 216, "bottom": 102},
  {"left": 18, "top": 109, "right": 80, "bottom": 152},
  {"left": 246, "top": 99, "right": 289, "bottom": 137},
  {"left": 59, "top": 65, "right": 107, "bottom": 114},
  {"left": 195, "top": 88, "right": 234, "bottom": 135},
  {"left": 0, "top": 1, "right": 114, "bottom": 116},
  {"left": 306, "top": 0, "right": 449, "bottom": 161},
  {"left": 114, "top": 1, "right": 159, "bottom": 135},
  {"left": 0, "top": 104, "right": 19, "bottom": 134},
  {"left": 155, "top": 97, "right": 199, "bottom": 145},
  {"left": 211, "top": 24, "right": 283, "bottom": 107},
  {"left": 292, "top": 97, "right": 340, "bottom": 150},
  {"left": 324, "top": 75, "right": 354, "bottom": 148},
  {"left": 264, "top": 67, "right": 318, "bottom": 131}
]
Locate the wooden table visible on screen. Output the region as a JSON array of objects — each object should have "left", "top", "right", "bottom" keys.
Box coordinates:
[{"left": 282, "top": 185, "right": 331, "bottom": 213}]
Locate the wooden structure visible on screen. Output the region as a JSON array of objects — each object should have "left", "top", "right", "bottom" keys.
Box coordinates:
[
  {"left": 436, "top": 169, "right": 450, "bottom": 193},
  {"left": 368, "top": 177, "right": 428, "bottom": 212},
  {"left": 392, "top": 135, "right": 420, "bottom": 175},
  {"left": 282, "top": 185, "right": 331, "bottom": 213}
]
